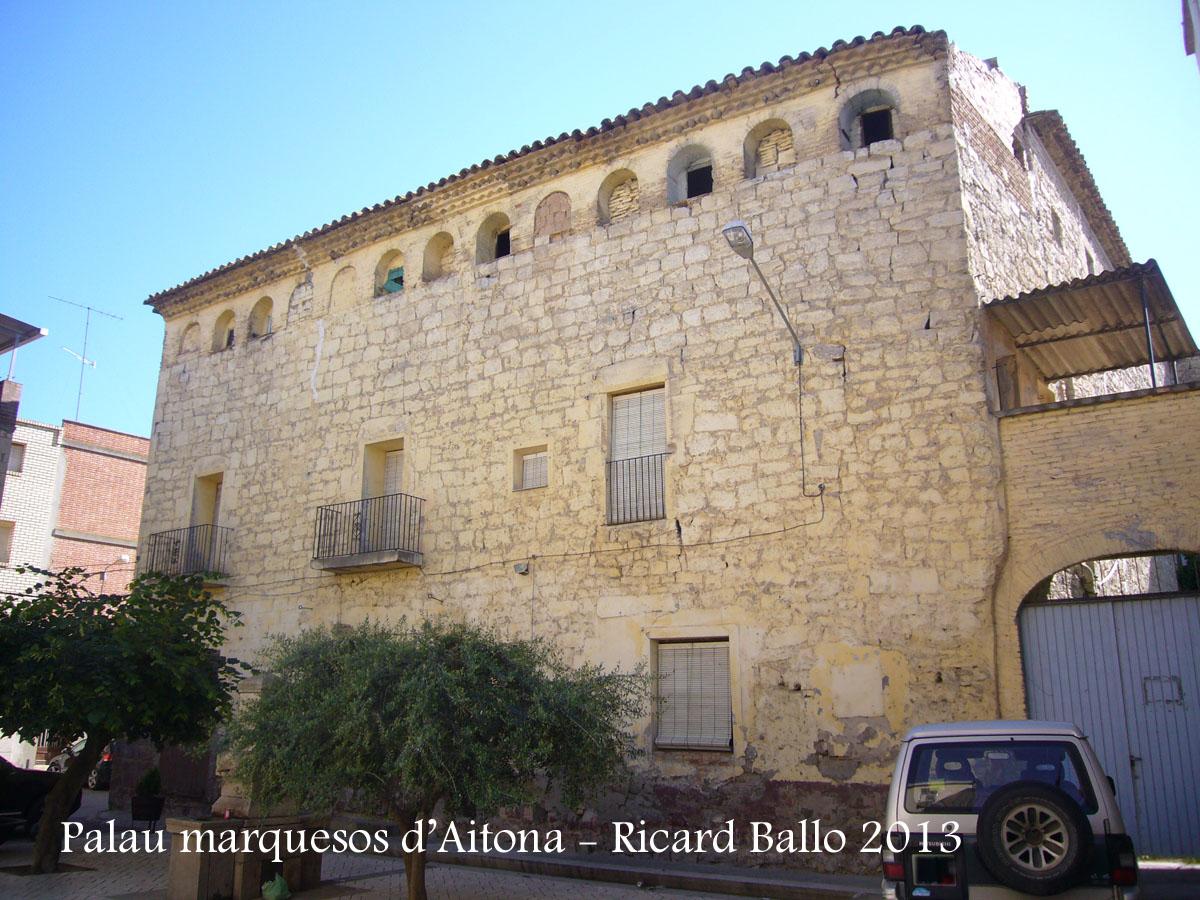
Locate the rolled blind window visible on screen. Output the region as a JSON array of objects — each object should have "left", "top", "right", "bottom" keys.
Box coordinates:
[
  {"left": 656, "top": 640, "right": 732, "bottom": 750},
  {"left": 521, "top": 451, "right": 548, "bottom": 489},
  {"left": 384, "top": 450, "right": 404, "bottom": 495},
  {"left": 611, "top": 388, "right": 666, "bottom": 460}
]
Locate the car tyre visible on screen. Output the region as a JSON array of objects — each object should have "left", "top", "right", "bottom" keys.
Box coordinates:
[{"left": 977, "top": 781, "right": 1090, "bottom": 896}]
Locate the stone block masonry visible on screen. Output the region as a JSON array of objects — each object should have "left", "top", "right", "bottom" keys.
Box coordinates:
[{"left": 138, "top": 29, "right": 1176, "bottom": 871}]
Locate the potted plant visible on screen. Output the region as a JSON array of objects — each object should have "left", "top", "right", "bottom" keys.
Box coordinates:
[{"left": 130, "top": 766, "right": 165, "bottom": 827}]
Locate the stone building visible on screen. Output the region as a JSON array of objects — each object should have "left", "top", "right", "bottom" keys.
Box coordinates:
[
  {"left": 0, "top": 419, "right": 149, "bottom": 766},
  {"left": 139, "top": 28, "right": 1200, "bottom": 860}
]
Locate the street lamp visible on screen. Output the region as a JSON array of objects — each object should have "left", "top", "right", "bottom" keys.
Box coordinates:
[
  {"left": 99, "top": 553, "right": 131, "bottom": 586},
  {"left": 721, "top": 220, "right": 823, "bottom": 500},
  {"left": 721, "top": 221, "right": 803, "bottom": 365}
]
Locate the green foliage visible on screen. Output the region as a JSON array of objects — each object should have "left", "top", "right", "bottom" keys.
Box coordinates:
[
  {"left": 227, "top": 620, "right": 647, "bottom": 822},
  {"left": 0, "top": 567, "right": 247, "bottom": 749},
  {"left": 134, "top": 766, "right": 162, "bottom": 798}
]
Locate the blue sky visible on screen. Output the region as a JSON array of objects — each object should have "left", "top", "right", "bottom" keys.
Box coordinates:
[{"left": 3, "top": 1, "right": 1197, "bottom": 437}]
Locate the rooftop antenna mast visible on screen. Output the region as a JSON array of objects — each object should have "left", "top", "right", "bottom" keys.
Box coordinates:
[{"left": 50, "top": 295, "right": 124, "bottom": 420}]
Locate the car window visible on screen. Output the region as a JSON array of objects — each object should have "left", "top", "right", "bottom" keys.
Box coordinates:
[{"left": 904, "top": 740, "right": 1097, "bottom": 814}]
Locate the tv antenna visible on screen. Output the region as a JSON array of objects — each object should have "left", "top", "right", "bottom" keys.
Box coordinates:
[{"left": 50, "top": 295, "right": 124, "bottom": 420}]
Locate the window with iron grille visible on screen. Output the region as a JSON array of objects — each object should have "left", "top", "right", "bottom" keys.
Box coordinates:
[
  {"left": 608, "top": 387, "right": 667, "bottom": 524},
  {"left": 655, "top": 640, "right": 733, "bottom": 751}
]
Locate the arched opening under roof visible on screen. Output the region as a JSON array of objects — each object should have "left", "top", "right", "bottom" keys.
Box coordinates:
[
  {"left": 666, "top": 146, "right": 713, "bottom": 205},
  {"left": 838, "top": 88, "right": 899, "bottom": 150},
  {"left": 744, "top": 119, "right": 795, "bottom": 178},
  {"left": 598, "top": 170, "right": 639, "bottom": 225},
  {"left": 476, "top": 213, "right": 512, "bottom": 264},
  {"left": 422, "top": 232, "right": 454, "bottom": 281},
  {"left": 248, "top": 297, "right": 273, "bottom": 338},
  {"left": 211, "top": 311, "right": 235, "bottom": 352}
]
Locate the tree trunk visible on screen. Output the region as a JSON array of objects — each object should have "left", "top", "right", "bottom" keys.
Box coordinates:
[
  {"left": 390, "top": 804, "right": 431, "bottom": 900},
  {"left": 403, "top": 844, "right": 428, "bottom": 900},
  {"left": 30, "top": 731, "right": 110, "bottom": 874}
]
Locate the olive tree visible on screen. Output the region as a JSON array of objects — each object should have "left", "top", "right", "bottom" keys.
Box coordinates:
[
  {"left": 0, "top": 568, "right": 246, "bottom": 872},
  {"left": 226, "top": 620, "right": 646, "bottom": 900}
]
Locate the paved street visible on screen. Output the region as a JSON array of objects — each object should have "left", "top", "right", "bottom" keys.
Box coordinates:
[
  {"left": 3, "top": 792, "right": 1197, "bottom": 900},
  {"left": 0, "top": 791, "right": 765, "bottom": 900},
  {"left": 0, "top": 839, "right": 762, "bottom": 900}
]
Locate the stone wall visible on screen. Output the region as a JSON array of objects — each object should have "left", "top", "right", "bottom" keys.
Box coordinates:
[
  {"left": 948, "top": 47, "right": 1113, "bottom": 303},
  {"left": 138, "top": 33, "right": 1141, "bottom": 868}
]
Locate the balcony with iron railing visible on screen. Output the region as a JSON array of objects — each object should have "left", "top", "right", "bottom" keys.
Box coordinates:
[
  {"left": 606, "top": 452, "right": 668, "bottom": 525},
  {"left": 312, "top": 491, "right": 424, "bottom": 572},
  {"left": 141, "top": 524, "right": 233, "bottom": 579}
]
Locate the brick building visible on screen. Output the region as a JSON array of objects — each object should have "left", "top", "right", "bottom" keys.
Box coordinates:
[
  {"left": 138, "top": 29, "right": 1200, "bottom": 860},
  {"left": 0, "top": 419, "right": 148, "bottom": 767}
]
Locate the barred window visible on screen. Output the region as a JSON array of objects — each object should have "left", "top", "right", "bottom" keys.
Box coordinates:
[
  {"left": 607, "top": 388, "right": 667, "bottom": 524},
  {"left": 655, "top": 640, "right": 733, "bottom": 751}
]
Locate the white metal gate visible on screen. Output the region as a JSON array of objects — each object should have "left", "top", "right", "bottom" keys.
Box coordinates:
[{"left": 1020, "top": 594, "right": 1200, "bottom": 857}]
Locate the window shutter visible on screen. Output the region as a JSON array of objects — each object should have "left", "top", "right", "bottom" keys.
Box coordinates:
[
  {"left": 656, "top": 641, "right": 732, "bottom": 750},
  {"left": 384, "top": 450, "right": 404, "bottom": 495},
  {"left": 611, "top": 388, "right": 666, "bottom": 460},
  {"left": 521, "top": 451, "right": 547, "bottom": 489}
]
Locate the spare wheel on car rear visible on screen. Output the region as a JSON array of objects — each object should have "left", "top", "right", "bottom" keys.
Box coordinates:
[{"left": 977, "top": 781, "right": 1091, "bottom": 896}]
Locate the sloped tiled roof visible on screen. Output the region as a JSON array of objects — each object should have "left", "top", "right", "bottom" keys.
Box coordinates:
[{"left": 146, "top": 26, "right": 940, "bottom": 309}]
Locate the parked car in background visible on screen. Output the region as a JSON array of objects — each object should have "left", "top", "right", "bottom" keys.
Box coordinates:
[
  {"left": 46, "top": 737, "right": 113, "bottom": 790},
  {"left": 881, "top": 721, "right": 1138, "bottom": 899},
  {"left": 0, "top": 754, "right": 81, "bottom": 842}
]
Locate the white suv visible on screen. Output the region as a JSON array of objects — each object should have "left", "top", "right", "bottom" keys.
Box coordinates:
[{"left": 881, "top": 721, "right": 1138, "bottom": 899}]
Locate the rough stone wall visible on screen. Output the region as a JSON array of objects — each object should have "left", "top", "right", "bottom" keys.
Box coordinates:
[
  {"left": 948, "top": 47, "right": 1112, "bottom": 303},
  {"left": 0, "top": 419, "right": 61, "bottom": 595},
  {"left": 138, "top": 38, "right": 1132, "bottom": 868},
  {"left": 992, "top": 386, "right": 1200, "bottom": 715}
]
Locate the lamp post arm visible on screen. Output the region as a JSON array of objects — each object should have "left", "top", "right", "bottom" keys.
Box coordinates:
[{"left": 749, "top": 257, "right": 803, "bottom": 365}]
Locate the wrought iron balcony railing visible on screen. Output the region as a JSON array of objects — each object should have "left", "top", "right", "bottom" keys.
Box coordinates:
[
  {"left": 606, "top": 452, "right": 668, "bottom": 525},
  {"left": 142, "top": 524, "right": 233, "bottom": 577},
  {"left": 313, "top": 491, "right": 424, "bottom": 568}
]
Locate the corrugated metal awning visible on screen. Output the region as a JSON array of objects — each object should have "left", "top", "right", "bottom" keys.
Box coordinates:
[
  {"left": 984, "top": 260, "right": 1197, "bottom": 380},
  {"left": 0, "top": 313, "right": 46, "bottom": 357}
]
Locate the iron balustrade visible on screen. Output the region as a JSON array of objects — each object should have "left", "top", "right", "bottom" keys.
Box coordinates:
[
  {"left": 606, "top": 452, "right": 668, "bottom": 525},
  {"left": 142, "top": 524, "right": 232, "bottom": 577},
  {"left": 313, "top": 491, "right": 423, "bottom": 561}
]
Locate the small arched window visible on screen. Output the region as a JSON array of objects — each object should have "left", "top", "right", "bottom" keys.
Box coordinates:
[
  {"left": 838, "top": 89, "right": 899, "bottom": 150},
  {"left": 533, "top": 192, "right": 571, "bottom": 243},
  {"left": 375, "top": 249, "right": 405, "bottom": 295},
  {"left": 212, "top": 311, "right": 235, "bottom": 352},
  {"left": 744, "top": 119, "right": 795, "bottom": 178},
  {"left": 248, "top": 297, "right": 273, "bottom": 338},
  {"left": 476, "top": 213, "right": 512, "bottom": 264},
  {"left": 423, "top": 232, "right": 454, "bottom": 282},
  {"left": 666, "top": 146, "right": 713, "bottom": 205},
  {"left": 179, "top": 322, "right": 200, "bottom": 356},
  {"left": 598, "top": 169, "right": 639, "bottom": 225}
]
